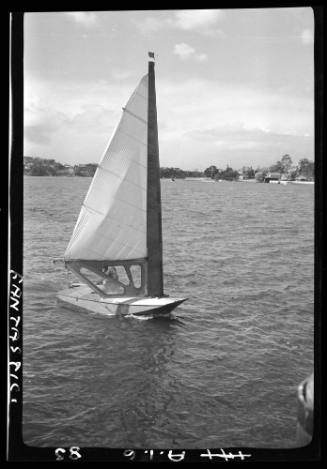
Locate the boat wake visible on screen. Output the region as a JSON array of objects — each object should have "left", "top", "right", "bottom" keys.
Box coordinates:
[{"left": 125, "top": 313, "right": 154, "bottom": 321}]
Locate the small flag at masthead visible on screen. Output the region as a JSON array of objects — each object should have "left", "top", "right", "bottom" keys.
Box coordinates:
[{"left": 148, "top": 51, "right": 155, "bottom": 60}]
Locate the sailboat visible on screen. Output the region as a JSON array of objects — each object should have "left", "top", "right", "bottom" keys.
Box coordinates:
[{"left": 57, "top": 53, "right": 187, "bottom": 318}]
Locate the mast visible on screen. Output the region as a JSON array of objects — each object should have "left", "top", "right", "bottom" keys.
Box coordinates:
[{"left": 147, "top": 52, "right": 164, "bottom": 297}]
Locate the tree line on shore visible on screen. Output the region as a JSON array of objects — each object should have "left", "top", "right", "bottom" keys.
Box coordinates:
[
  {"left": 254, "top": 154, "right": 314, "bottom": 182},
  {"left": 24, "top": 154, "right": 314, "bottom": 181},
  {"left": 23, "top": 157, "right": 206, "bottom": 179},
  {"left": 203, "top": 154, "right": 314, "bottom": 182},
  {"left": 24, "top": 157, "right": 98, "bottom": 177}
]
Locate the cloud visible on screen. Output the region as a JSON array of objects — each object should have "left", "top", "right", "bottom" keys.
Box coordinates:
[
  {"left": 111, "top": 69, "right": 133, "bottom": 81},
  {"left": 174, "top": 9, "right": 224, "bottom": 31},
  {"left": 24, "top": 74, "right": 314, "bottom": 169},
  {"left": 174, "top": 43, "right": 208, "bottom": 61},
  {"left": 66, "top": 12, "right": 98, "bottom": 28},
  {"left": 197, "top": 53, "right": 208, "bottom": 62},
  {"left": 184, "top": 125, "right": 313, "bottom": 168},
  {"left": 25, "top": 110, "right": 69, "bottom": 144},
  {"left": 25, "top": 124, "right": 54, "bottom": 145},
  {"left": 301, "top": 29, "right": 313, "bottom": 45},
  {"left": 24, "top": 74, "right": 135, "bottom": 161},
  {"left": 190, "top": 125, "right": 310, "bottom": 146},
  {"left": 134, "top": 9, "right": 224, "bottom": 34},
  {"left": 174, "top": 43, "right": 195, "bottom": 59},
  {"left": 155, "top": 77, "right": 313, "bottom": 169},
  {"left": 24, "top": 95, "right": 72, "bottom": 145},
  {"left": 135, "top": 16, "right": 173, "bottom": 33}
]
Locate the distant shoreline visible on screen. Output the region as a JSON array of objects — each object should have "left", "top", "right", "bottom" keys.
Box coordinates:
[
  {"left": 24, "top": 156, "right": 314, "bottom": 182},
  {"left": 23, "top": 175, "right": 314, "bottom": 184}
]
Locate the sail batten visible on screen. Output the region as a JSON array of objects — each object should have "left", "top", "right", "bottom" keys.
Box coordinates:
[
  {"left": 97, "top": 165, "right": 147, "bottom": 192},
  {"left": 122, "top": 107, "right": 147, "bottom": 124},
  {"left": 118, "top": 130, "right": 147, "bottom": 147},
  {"left": 82, "top": 203, "right": 106, "bottom": 216}
]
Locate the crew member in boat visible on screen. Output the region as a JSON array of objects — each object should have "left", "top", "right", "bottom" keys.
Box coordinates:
[{"left": 101, "top": 265, "right": 118, "bottom": 290}]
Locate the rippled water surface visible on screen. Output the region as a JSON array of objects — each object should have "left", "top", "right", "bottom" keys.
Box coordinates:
[{"left": 23, "top": 177, "right": 314, "bottom": 448}]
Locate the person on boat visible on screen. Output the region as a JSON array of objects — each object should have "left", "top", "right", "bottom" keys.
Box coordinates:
[
  {"left": 101, "top": 266, "right": 118, "bottom": 290},
  {"left": 107, "top": 266, "right": 118, "bottom": 280}
]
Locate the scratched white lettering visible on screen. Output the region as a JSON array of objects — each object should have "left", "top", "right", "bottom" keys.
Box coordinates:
[
  {"left": 54, "top": 447, "right": 82, "bottom": 461},
  {"left": 123, "top": 449, "right": 136, "bottom": 460},
  {"left": 144, "top": 449, "right": 154, "bottom": 461},
  {"left": 10, "top": 316, "right": 21, "bottom": 327},
  {"left": 200, "top": 449, "right": 251, "bottom": 461},
  {"left": 167, "top": 450, "right": 185, "bottom": 462},
  {"left": 55, "top": 448, "right": 66, "bottom": 461},
  {"left": 9, "top": 361, "right": 21, "bottom": 372},
  {"left": 10, "top": 329, "right": 20, "bottom": 341},
  {"left": 10, "top": 270, "right": 23, "bottom": 283},
  {"left": 10, "top": 383, "right": 20, "bottom": 392},
  {"left": 69, "top": 446, "right": 82, "bottom": 460},
  {"left": 11, "top": 283, "right": 22, "bottom": 298},
  {"left": 10, "top": 296, "right": 20, "bottom": 312},
  {"left": 9, "top": 271, "right": 23, "bottom": 406}
]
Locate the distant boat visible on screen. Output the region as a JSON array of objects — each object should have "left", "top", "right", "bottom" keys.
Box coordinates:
[{"left": 57, "top": 53, "right": 187, "bottom": 318}]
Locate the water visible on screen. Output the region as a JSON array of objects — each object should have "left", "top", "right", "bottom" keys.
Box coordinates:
[{"left": 23, "top": 177, "right": 314, "bottom": 448}]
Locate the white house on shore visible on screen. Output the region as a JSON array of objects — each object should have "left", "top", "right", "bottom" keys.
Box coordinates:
[
  {"left": 56, "top": 164, "right": 75, "bottom": 176},
  {"left": 263, "top": 172, "right": 281, "bottom": 183}
]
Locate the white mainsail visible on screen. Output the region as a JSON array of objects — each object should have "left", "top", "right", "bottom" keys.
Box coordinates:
[{"left": 64, "top": 75, "right": 148, "bottom": 262}]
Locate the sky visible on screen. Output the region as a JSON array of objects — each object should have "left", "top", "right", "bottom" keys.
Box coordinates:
[{"left": 24, "top": 8, "right": 314, "bottom": 171}]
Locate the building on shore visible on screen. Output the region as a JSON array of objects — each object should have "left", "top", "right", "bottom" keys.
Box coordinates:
[
  {"left": 56, "top": 164, "right": 75, "bottom": 176},
  {"left": 74, "top": 164, "right": 97, "bottom": 177},
  {"left": 263, "top": 172, "right": 281, "bottom": 183}
]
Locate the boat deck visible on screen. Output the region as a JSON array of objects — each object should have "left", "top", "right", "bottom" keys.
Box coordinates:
[{"left": 57, "top": 284, "right": 186, "bottom": 318}]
